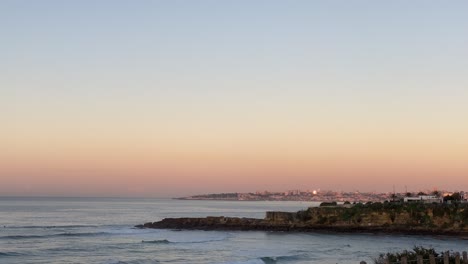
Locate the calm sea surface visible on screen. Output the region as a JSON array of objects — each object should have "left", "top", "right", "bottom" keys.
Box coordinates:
[{"left": 1, "top": 197, "right": 467, "bottom": 264}]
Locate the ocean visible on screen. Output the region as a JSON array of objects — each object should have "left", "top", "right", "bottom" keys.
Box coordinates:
[{"left": 1, "top": 197, "right": 467, "bottom": 264}]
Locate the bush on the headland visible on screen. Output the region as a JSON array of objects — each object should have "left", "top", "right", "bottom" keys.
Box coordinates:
[
  {"left": 373, "top": 246, "right": 456, "bottom": 264},
  {"left": 319, "top": 201, "right": 337, "bottom": 207},
  {"left": 311, "top": 201, "right": 468, "bottom": 229}
]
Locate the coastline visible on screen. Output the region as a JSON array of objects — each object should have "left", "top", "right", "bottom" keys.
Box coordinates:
[
  {"left": 137, "top": 216, "right": 468, "bottom": 238},
  {"left": 137, "top": 203, "right": 468, "bottom": 238}
]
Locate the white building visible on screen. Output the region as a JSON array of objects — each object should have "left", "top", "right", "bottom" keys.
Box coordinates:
[{"left": 403, "top": 195, "right": 443, "bottom": 203}]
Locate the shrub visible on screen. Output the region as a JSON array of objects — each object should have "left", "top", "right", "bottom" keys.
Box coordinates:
[
  {"left": 319, "top": 201, "right": 337, "bottom": 207},
  {"left": 373, "top": 246, "right": 459, "bottom": 264}
]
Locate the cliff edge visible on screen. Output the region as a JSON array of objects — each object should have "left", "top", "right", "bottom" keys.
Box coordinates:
[{"left": 137, "top": 202, "right": 468, "bottom": 236}]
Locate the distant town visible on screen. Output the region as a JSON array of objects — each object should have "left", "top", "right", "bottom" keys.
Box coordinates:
[{"left": 176, "top": 189, "right": 468, "bottom": 203}]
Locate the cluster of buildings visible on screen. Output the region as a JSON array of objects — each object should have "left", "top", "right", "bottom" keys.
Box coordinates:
[
  {"left": 403, "top": 195, "right": 443, "bottom": 203},
  {"left": 182, "top": 190, "right": 392, "bottom": 202},
  {"left": 180, "top": 190, "right": 468, "bottom": 204},
  {"left": 403, "top": 191, "right": 467, "bottom": 204},
  {"left": 240, "top": 190, "right": 394, "bottom": 202}
]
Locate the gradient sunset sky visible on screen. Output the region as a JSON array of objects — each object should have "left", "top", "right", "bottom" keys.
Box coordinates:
[{"left": 1, "top": 1, "right": 468, "bottom": 197}]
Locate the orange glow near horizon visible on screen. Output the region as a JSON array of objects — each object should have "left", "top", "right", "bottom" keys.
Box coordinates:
[{"left": 2, "top": 118, "right": 467, "bottom": 197}]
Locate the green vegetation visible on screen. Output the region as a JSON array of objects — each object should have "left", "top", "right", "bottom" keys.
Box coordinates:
[
  {"left": 444, "top": 192, "right": 462, "bottom": 202},
  {"left": 374, "top": 246, "right": 459, "bottom": 264},
  {"left": 306, "top": 201, "right": 468, "bottom": 229},
  {"left": 319, "top": 201, "right": 337, "bottom": 207}
]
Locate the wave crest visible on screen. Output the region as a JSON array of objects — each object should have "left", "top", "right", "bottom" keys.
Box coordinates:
[
  {"left": 104, "top": 259, "right": 159, "bottom": 264},
  {"left": 141, "top": 239, "right": 170, "bottom": 244},
  {"left": 261, "top": 254, "right": 306, "bottom": 263},
  {"left": 6, "top": 225, "right": 99, "bottom": 229},
  {"left": 0, "top": 252, "right": 25, "bottom": 257},
  {"left": 0, "top": 232, "right": 109, "bottom": 240}
]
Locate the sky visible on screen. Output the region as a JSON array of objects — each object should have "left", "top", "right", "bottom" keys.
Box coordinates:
[{"left": 1, "top": 1, "right": 468, "bottom": 197}]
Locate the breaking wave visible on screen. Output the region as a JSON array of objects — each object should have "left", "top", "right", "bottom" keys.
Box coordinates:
[
  {"left": 103, "top": 259, "right": 159, "bottom": 264},
  {"left": 0, "top": 251, "right": 25, "bottom": 257},
  {"left": 0, "top": 232, "right": 110, "bottom": 240},
  {"left": 223, "top": 254, "right": 306, "bottom": 264},
  {"left": 141, "top": 235, "right": 230, "bottom": 245},
  {"left": 5, "top": 225, "right": 99, "bottom": 229},
  {"left": 141, "top": 239, "right": 170, "bottom": 244},
  {"left": 260, "top": 254, "right": 304, "bottom": 263}
]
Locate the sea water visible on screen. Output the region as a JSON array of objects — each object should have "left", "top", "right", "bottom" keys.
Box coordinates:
[{"left": 1, "top": 197, "right": 467, "bottom": 264}]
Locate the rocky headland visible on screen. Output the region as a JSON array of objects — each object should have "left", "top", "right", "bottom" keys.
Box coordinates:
[{"left": 137, "top": 202, "right": 468, "bottom": 236}]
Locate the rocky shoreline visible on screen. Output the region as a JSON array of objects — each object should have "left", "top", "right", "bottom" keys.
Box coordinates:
[
  {"left": 136, "top": 216, "right": 468, "bottom": 237},
  {"left": 136, "top": 203, "right": 468, "bottom": 237}
]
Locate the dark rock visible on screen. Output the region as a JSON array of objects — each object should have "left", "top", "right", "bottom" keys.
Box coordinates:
[{"left": 136, "top": 203, "right": 468, "bottom": 236}]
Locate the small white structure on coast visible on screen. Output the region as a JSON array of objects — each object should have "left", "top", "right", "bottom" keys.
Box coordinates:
[{"left": 403, "top": 195, "right": 443, "bottom": 203}]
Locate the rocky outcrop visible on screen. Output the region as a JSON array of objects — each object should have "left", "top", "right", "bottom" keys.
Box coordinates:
[
  {"left": 138, "top": 217, "right": 287, "bottom": 231},
  {"left": 137, "top": 203, "right": 468, "bottom": 236}
]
